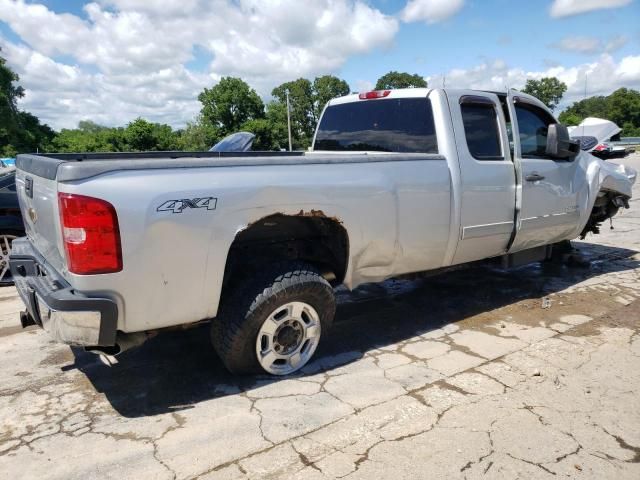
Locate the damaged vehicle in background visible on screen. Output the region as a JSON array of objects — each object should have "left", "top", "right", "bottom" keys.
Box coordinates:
[
  {"left": 0, "top": 168, "right": 25, "bottom": 285},
  {"left": 569, "top": 117, "right": 633, "bottom": 159},
  {"left": 209, "top": 132, "right": 256, "bottom": 152},
  {"left": 9, "top": 88, "right": 637, "bottom": 376}
]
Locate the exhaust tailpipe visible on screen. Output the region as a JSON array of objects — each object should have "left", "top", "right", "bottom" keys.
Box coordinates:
[
  {"left": 20, "top": 310, "right": 37, "bottom": 328},
  {"left": 85, "top": 331, "right": 149, "bottom": 357}
]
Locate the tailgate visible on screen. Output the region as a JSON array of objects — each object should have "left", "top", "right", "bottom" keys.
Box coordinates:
[{"left": 15, "top": 162, "right": 66, "bottom": 274}]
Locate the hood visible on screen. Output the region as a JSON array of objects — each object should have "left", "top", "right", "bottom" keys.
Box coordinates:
[{"left": 569, "top": 117, "right": 622, "bottom": 149}]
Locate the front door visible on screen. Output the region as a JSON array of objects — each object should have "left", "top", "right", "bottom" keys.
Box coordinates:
[
  {"left": 446, "top": 91, "right": 517, "bottom": 265},
  {"left": 507, "top": 94, "right": 581, "bottom": 252}
]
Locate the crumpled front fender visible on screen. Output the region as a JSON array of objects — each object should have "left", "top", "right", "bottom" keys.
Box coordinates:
[{"left": 593, "top": 156, "right": 637, "bottom": 197}]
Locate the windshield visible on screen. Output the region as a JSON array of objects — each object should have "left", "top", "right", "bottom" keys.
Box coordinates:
[{"left": 314, "top": 97, "right": 437, "bottom": 153}]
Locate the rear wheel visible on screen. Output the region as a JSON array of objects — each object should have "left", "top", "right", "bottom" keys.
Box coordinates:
[{"left": 211, "top": 262, "right": 336, "bottom": 375}]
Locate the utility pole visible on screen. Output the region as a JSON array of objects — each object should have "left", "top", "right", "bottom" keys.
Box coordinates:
[{"left": 286, "top": 89, "right": 292, "bottom": 152}]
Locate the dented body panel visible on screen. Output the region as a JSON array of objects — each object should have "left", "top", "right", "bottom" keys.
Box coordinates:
[{"left": 11, "top": 88, "right": 636, "bottom": 338}]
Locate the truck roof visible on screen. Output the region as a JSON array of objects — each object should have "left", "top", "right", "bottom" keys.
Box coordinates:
[{"left": 327, "top": 87, "right": 550, "bottom": 115}]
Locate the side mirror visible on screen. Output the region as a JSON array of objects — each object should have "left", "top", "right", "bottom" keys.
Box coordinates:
[{"left": 546, "top": 123, "right": 580, "bottom": 160}]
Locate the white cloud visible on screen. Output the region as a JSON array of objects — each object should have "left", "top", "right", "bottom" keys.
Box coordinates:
[
  {"left": 2, "top": 40, "right": 208, "bottom": 129},
  {"left": 427, "top": 54, "right": 640, "bottom": 109},
  {"left": 400, "top": 0, "right": 465, "bottom": 24},
  {"left": 355, "top": 80, "right": 374, "bottom": 93},
  {"left": 604, "top": 35, "right": 629, "bottom": 52},
  {"left": 551, "top": 34, "right": 628, "bottom": 54},
  {"left": 0, "top": 0, "right": 398, "bottom": 128},
  {"left": 550, "top": 0, "right": 633, "bottom": 18},
  {"left": 552, "top": 36, "right": 603, "bottom": 54}
]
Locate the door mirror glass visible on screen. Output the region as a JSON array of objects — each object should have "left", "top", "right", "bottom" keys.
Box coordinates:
[{"left": 546, "top": 124, "right": 580, "bottom": 160}]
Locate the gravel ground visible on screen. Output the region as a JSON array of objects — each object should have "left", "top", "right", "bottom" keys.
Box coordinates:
[{"left": 1, "top": 155, "right": 639, "bottom": 480}]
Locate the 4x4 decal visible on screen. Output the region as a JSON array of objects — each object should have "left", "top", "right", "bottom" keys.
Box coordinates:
[{"left": 157, "top": 197, "right": 217, "bottom": 214}]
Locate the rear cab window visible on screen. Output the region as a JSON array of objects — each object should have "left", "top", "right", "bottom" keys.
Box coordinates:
[
  {"left": 460, "top": 98, "right": 503, "bottom": 160},
  {"left": 314, "top": 97, "right": 438, "bottom": 153}
]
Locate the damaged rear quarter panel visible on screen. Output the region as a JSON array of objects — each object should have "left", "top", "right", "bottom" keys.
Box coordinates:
[
  {"left": 58, "top": 154, "right": 451, "bottom": 331},
  {"left": 200, "top": 159, "right": 451, "bottom": 319}
]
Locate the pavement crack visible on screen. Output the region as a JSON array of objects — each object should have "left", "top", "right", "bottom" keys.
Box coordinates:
[
  {"left": 506, "top": 453, "right": 557, "bottom": 475},
  {"left": 600, "top": 426, "right": 640, "bottom": 463},
  {"left": 291, "top": 443, "right": 321, "bottom": 472},
  {"left": 554, "top": 445, "right": 582, "bottom": 463}
]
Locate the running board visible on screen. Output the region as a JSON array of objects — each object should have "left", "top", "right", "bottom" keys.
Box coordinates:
[{"left": 501, "top": 245, "right": 553, "bottom": 269}]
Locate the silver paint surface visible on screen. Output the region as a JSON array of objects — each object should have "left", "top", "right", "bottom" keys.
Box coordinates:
[{"left": 13, "top": 88, "right": 636, "bottom": 334}]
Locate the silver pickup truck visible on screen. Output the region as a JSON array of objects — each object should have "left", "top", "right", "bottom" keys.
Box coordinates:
[{"left": 9, "top": 88, "right": 636, "bottom": 376}]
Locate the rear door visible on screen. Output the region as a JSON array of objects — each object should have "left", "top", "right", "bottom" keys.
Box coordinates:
[
  {"left": 507, "top": 95, "right": 581, "bottom": 251},
  {"left": 446, "top": 91, "right": 517, "bottom": 265}
]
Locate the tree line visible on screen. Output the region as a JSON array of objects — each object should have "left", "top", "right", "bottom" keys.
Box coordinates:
[{"left": 2, "top": 48, "right": 639, "bottom": 157}]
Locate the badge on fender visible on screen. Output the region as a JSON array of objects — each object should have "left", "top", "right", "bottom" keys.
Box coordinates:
[{"left": 157, "top": 197, "right": 217, "bottom": 214}]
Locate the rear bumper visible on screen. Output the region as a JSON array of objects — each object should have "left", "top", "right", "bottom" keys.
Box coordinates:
[{"left": 9, "top": 238, "right": 117, "bottom": 346}]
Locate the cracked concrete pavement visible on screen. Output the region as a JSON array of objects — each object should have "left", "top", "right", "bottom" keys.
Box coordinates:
[{"left": 1, "top": 155, "right": 639, "bottom": 479}]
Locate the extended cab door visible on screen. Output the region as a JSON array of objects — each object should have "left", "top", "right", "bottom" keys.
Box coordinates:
[
  {"left": 446, "top": 91, "right": 517, "bottom": 265},
  {"left": 507, "top": 95, "right": 581, "bottom": 251}
]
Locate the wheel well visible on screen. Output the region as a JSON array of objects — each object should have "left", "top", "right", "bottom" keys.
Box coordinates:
[{"left": 223, "top": 213, "right": 349, "bottom": 287}]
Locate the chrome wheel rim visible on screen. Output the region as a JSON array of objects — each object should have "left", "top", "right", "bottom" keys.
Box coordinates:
[
  {"left": 255, "top": 301, "right": 321, "bottom": 375},
  {"left": 0, "top": 235, "right": 17, "bottom": 284}
]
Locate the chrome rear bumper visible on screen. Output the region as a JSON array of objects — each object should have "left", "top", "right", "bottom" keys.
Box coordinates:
[{"left": 9, "top": 238, "right": 118, "bottom": 346}]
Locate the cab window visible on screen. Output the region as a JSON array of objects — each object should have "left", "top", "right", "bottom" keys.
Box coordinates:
[
  {"left": 460, "top": 102, "right": 503, "bottom": 160},
  {"left": 514, "top": 103, "right": 557, "bottom": 158},
  {"left": 314, "top": 98, "right": 438, "bottom": 153}
]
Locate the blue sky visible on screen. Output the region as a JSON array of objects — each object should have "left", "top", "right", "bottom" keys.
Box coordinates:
[
  {"left": 347, "top": 0, "right": 639, "bottom": 81},
  {"left": 0, "top": 0, "right": 638, "bottom": 129}
]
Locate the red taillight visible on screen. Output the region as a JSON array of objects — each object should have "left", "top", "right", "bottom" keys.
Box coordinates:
[
  {"left": 58, "top": 193, "right": 122, "bottom": 275},
  {"left": 358, "top": 90, "right": 391, "bottom": 100},
  {"left": 594, "top": 144, "right": 607, "bottom": 151}
]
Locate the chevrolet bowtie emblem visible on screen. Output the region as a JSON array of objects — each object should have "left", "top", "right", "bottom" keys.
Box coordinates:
[{"left": 28, "top": 207, "right": 37, "bottom": 224}]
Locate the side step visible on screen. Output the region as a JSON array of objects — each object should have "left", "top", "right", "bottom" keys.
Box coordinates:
[
  {"left": 501, "top": 242, "right": 590, "bottom": 269},
  {"left": 501, "top": 245, "right": 553, "bottom": 269}
]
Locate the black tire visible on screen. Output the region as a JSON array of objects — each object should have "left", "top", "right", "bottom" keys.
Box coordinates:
[{"left": 211, "top": 262, "right": 336, "bottom": 375}]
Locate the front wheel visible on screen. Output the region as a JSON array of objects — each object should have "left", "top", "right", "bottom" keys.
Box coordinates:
[{"left": 211, "top": 262, "right": 336, "bottom": 375}]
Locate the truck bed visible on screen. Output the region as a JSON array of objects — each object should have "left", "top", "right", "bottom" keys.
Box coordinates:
[{"left": 17, "top": 151, "right": 443, "bottom": 182}]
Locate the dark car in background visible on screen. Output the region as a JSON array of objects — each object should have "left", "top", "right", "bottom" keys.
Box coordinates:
[{"left": 0, "top": 168, "right": 25, "bottom": 285}]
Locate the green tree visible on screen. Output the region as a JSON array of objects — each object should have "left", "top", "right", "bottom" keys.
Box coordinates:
[
  {"left": 124, "top": 118, "right": 180, "bottom": 151},
  {"left": 0, "top": 47, "right": 24, "bottom": 145},
  {"left": 238, "top": 100, "right": 291, "bottom": 151},
  {"left": 272, "top": 78, "right": 315, "bottom": 149},
  {"left": 240, "top": 118, "right": 275, "bottom": 151},
  {"left": 271, "top": 75, "right": 351, "bottom": 149},
  {"left": 558, "top": 95, "right": 607, "bottom": 125},
  {"left": 1, "top": 48, "right": 53, "bottom": 155},
  {"left": 374, "top": 71, "right": 427, "bottom": 90},
  {"left": 77, "top": 120, "right": 108, "bottom": 134},
  {"left": 125, "top": 118, "right": 155, "bottom": 151},
  {"left": 557, "top": 112, "right": 582, "bottom": 126},
  {"left": 52, "top": 124, "right": 119, "bottom": 152},
  {"left": 312, "top": 75, "right": 350, "bottom": 121},
  {"left": 198, "top": 77, "right": 264, "bottom": 136},
  {"left": 265, "top": 101, "right": 290, "bottom": 150},
  {"left": 521, "top": 77, "right": 567, "bottom": 111},
  {"left": 178, "top": 115, "right": 219, "bottom": 151},
  {"left": 606, "top": 88, "right": 640, "bottom": 130},
  {"left": 558, "top": 88, "right": 640, "bottom": 136}
]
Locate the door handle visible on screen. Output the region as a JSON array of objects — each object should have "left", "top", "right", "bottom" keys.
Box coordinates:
[{"left": 525, "top": 173, "right": 545, "bottom": 182}]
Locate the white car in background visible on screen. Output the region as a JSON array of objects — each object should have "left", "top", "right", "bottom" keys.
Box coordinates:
[{"left": 569, "top": 117, "right": 631, "bottom": 159}]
